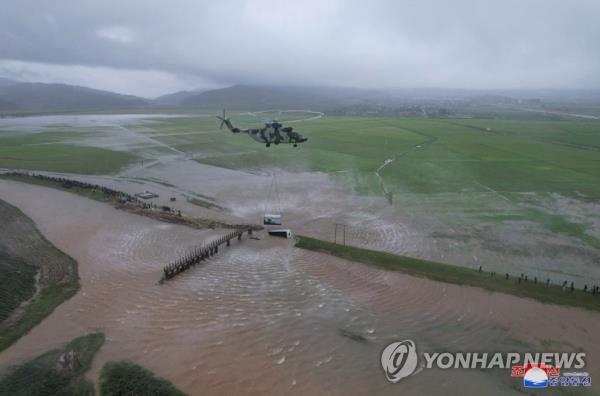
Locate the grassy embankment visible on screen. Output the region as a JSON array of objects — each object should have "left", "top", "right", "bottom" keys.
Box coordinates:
[
  {"left": 295, "top": 235, "right": 600, "bottom": 312},
  {"left": 0, "top": 174, "right": 259, "bottom": 233},
  {"left": 0, "top": 173, "right": 114, "bottom": 203},
  {"left": 0, "top": 333, "right": 105, "bottom": 396},
  {"left": 100, "top": 361, "right": 187, "bottom": 396},
  {"left": 0, "top": 199, "right": 80, "bottom": 352},
  {"left": 1, "top": 173, "right": 222, "bottom": 213}
]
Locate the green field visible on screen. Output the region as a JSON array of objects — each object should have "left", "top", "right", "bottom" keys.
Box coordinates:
[
  {"left": 144, "top": 115, "right": 600, "bottom": 257},
  {"left": 147, "top": 115, "right": 600, "bottom": 198},
  {"left": 0, "top": 130, "right": 140, "bottom": 174},
  {"left": 3, "top": 115, "right": 598, "bottom": 198},
  {"left": 1, "top": 114, "right": 599, "bottom": 276}
]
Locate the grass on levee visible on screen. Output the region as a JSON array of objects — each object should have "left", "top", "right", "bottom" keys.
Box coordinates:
[
  {"left": 295, "top": 235, "right": 600, "bottom": 312},
  {"left": 187, "top": 196, "right": 222, "bottom": 210},
  {"left": 100, "top": 361, "right": 187, "bottom": 396},
  {"left": 0, "top": 333, "right": 105, "bottom": 396},
  {"left": 0, "top": 173, "right": 114, "bottom": 204}
]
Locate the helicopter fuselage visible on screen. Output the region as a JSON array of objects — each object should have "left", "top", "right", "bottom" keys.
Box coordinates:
[
  {"left": 218, "top": 114, "right": 308, "bottom": 147},
  {"left": 245, "top": 125, "right": 307, "bottom": 147}
]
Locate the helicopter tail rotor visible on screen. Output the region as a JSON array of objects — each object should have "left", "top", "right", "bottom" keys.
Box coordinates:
[{"left": 216, "top": 109, "right": 229, "bottom": 130}]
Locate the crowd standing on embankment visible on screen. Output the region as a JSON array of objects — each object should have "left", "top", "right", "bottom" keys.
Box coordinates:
[
  {"left": 1, "top": 171, "right": 262, "bottom": 231},
  {"left": 478, "top": 266, "right": 600, "bottom": 297}
]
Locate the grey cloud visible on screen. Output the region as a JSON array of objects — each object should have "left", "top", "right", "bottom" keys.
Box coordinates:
[{"left": 1, "top": 0, "right": 599, "bottom": 96}]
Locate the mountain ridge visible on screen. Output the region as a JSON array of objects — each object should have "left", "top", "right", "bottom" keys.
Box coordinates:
[{"left": 0, "top": 82, "right": 148, "bottom": 112}]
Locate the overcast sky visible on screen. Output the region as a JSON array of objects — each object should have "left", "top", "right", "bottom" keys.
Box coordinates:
[{"left": 1, "top": 0, "right": 599, "bottom": 97}]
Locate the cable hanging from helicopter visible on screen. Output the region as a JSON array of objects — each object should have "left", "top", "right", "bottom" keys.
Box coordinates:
[{"left": 263, "top": 171, "right": 283, "bottom": 226}]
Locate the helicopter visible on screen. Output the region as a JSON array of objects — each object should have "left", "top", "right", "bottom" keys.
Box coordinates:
[{"left": 216, "top": 110, "right": 308, "bottom": 147}]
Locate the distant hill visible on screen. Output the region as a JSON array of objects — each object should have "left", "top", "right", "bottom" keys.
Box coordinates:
[
  {"left": 0, "top": 98, "right": 19, "bottom": 110},
  {"left": 0, "top": 82, "right": 148, "bottom": 112},
  {"left": 153, "top": 89, "right": 206, "bottom": 106},
  {"left": 0, "top": 77, "right": 18, "bottom": 88},
  {"left": 0, "top": 76, "right": 20, "bottom": 110},
  {"left": 1, "top": 80, "right": 599, "bottom": 114},
  {"left": 182, "top": 84, "right": 388, "bottom": 109}
]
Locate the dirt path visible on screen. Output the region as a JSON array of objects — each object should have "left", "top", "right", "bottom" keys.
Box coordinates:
[{"left": 374, "top": 125, "right": 437, "bottom": 203}]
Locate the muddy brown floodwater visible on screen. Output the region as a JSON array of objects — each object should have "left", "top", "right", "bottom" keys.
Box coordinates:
[{"left": 1, "top": 179, "right": 600, "bottom": 395}]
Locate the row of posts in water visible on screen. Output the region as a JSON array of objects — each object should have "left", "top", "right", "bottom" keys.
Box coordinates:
[
  {"left": 161, "top": 228, "right": 253, "bottom": 281},
  {"left": 479, "top": 266, "right": 600, "bottom": 295}
]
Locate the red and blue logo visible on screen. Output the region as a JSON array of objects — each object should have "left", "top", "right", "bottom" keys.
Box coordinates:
[{"left": 524, "top": 366, "right": 549, "bottom": 388}]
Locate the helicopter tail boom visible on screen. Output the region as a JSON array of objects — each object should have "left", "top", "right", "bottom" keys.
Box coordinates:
[{"left": 216, "top": 109, "right": 239, "bottom": 132}]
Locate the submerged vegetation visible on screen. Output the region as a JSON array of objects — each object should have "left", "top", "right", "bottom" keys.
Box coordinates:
[
  {"left": 0, "top": 199, "right": 80, "bottom": 352},
  {"left": 0, "top": 332, "right": 105, "bottom": 396},
  {"left": 339, "top": 328, "right": 368, "bottom": 343},
  {"left": 482, "top": 207, "right": 600, "bottom": 250},
  {"left": 295, "top": 235, "right": 600, "bottom": 312}
]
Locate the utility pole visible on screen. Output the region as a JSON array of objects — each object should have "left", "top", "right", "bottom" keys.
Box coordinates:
[
  {"left": 334, "top": 223, "right": 346, "bottom": 246},
  {"left": 334, "top": 224, "right": 337, "bottom": 244}
]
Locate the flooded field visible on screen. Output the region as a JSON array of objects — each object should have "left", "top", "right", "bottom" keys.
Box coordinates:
[
  {"left": 1, "top": 180, "right": 600, "bottom": 396},
  {"left": 2, "top": 113, "right": 598, "bottom": 285},
  {"left": 1, "top": 113, "right": 600, "bottom": 395},
  {"left": 0, "top": 114, "right": 183, "bottom": 131}
]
